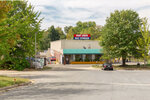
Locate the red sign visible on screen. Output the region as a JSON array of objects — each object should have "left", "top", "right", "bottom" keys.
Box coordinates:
[
  {"left": 74, "top": 34, "right": 91, "bottom": 37},
  {"left": 74, "top": 34, "right": 91, "bottom": 40}
]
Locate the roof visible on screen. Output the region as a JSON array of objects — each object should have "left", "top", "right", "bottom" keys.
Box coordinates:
[
  {"left": 50, "top": 39, "right": 101, "bottom": 43},
  {"left": 63, "top": 49, "right": 103, "bottom": 54}
]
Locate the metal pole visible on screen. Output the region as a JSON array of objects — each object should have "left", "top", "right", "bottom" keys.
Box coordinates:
[{"left": 35, "top": 32, "right": 36, "bottom": 58}]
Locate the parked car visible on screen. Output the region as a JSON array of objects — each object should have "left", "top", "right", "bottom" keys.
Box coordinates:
[{"left": 102, "top": 63, "right": 113, "bottom": 70}]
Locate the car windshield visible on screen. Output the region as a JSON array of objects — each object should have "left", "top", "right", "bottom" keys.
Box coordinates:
[{"left": 104, "top": 63, "right": 112, "bottom": 66}]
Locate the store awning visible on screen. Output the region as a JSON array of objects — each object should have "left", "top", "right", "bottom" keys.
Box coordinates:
[{"left": 63, "top": 49, "right": 103, "bottom": 54}]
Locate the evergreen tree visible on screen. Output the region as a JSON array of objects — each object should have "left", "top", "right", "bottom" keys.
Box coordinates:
[{"left": 50, "top": 25, "right": 60, "bottom": 41}]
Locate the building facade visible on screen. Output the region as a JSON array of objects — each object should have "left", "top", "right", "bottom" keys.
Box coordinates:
[{"left": 50, "top": 40, "right": 103, "bottom": 64}]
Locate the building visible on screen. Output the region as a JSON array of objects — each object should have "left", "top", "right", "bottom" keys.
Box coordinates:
[{"left": 50, "top": 40, "right": 103, "bottom": 64}]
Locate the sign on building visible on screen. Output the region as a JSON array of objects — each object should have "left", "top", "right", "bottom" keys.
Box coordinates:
[{"left": 74, "top": 34, "right": 91, "bottom": 40}]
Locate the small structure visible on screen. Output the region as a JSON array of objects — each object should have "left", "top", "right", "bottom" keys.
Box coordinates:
[{"left": 50, "top": 40, "right": 103, "bottom": 64}]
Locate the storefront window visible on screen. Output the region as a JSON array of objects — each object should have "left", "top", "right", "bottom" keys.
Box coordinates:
[{"left": 75, "top": 55, "right": 82, "bottom": 61}]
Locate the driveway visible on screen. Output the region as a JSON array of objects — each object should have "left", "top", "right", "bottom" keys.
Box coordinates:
[{"left": 0, "top": 64, "right": 150, "bottom": 100}]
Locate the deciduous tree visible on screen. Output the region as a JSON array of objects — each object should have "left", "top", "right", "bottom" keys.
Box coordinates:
[
  {"left": 137, "top": 18, "right": 150, "bottom": 66},
  {"left": 0, "top": 1, "right": 43, "bottom": 70},
  {"left": 100, "top": 10, "right": 141, "bottom": 66}
]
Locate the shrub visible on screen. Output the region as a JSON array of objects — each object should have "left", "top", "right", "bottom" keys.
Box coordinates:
[
  {"left": 75, "top": 58, "right": 81, "bottom": 62},
  {"left": 0, "top": 58, "right": 30, "bottom": 71},
  {"left": 85, "top": 58, "right": 90, "bottom": 62}
]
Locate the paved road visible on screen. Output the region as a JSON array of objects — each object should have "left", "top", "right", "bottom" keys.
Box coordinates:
[{"left": 0, "top": 64, "right": 150, "bottom": 100}]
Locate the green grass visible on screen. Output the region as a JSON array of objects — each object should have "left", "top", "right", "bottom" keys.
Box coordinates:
[
  {"left": 92, "top": 64, "right": 150, "bottom": 70},
  {"left": 114, "top": 65, "right": 150, "bottom": 70},
  {"left": 0, "top": 76, "right": 29, "bottom": 88}
]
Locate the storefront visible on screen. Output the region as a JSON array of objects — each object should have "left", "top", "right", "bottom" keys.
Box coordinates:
[
  {"left": 50, "top": 40, "right": 103, "bottom": 64},
  {"left": 63, "top": 49, "right": 103, "bottom": 64}
]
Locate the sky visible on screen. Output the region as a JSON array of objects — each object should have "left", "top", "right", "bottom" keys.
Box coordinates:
[{"left": 28, "top": 0, "right": 150, "bottom": 30}]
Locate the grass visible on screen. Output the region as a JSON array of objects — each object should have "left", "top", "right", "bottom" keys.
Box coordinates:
[
  {"left": 92, "top": 64, "right": 150, "bottom": 70},
  {"left": 115, "top": 65, "right": 150, "bottom": 70},
  {"left": 0, "top": 66, "right": 52, "bottom": 71},
  {"left": 0, "top": 76, "right": 29, "bottom": 88}
]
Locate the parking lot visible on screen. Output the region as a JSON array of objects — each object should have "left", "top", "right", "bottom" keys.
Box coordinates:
[{"left": 0, "top": 64, "right": 150, "bottom": 100}]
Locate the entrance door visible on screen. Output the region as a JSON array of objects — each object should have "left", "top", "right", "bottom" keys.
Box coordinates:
[
  {"left": 66, "top": 57, "right": 69, "bottom": 64},
  {"left": 65, "top": 55, "right": 70, "bottom": 64}
]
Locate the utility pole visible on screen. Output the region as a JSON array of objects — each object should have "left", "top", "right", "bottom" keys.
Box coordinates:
[{"left": 35, "top": 32, "right": 37, "bottom": 58}]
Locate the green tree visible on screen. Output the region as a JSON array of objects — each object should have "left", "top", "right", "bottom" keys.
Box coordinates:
[
  {"left": 100, "top": 10, "right": 141, "bottom": 66},
  {"left": 0, "top": 1, "right": 11, "bottom": 21},
  {"left": 64, "top": 26, "right": 72, "bottom": 34},
  {"left": 66, "top": 27, "right": 75, "bottom": 39},
  {"left": 49, "top": 25, "right": 60, "bottom": 41},
  {"left": 137, "top": 18, "right": 150, "bottom": 66},
  {"left": 39, "top": 26, "right": 65, "bottom": 50},
  {"left": 0, "top": 1, "right": 43, "bottom": 70},
  {"left": 39, "top": 31, "right": 51, "bottom": 50},
  {"left": 0, "top": 1, "right": 12, "bottom": 64},
  {"left": 56, "top": 27, "right": 66, "bottom": 39}
]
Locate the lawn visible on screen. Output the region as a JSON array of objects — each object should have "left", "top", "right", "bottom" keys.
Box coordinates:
[
  {"left": 114, "top": 65, "right": 150, "bottom": 70},
  {"left": 0, "top": 76, "right": 29, "bottom": 88},
  {"left": 0, "top": 66, "right": 52, "bottom": 71},
  {"left": 92, "top": 64, "right": 150, "bottom": 70}
]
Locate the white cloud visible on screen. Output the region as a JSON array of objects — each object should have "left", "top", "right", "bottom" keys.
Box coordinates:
[
  {"left": 138, "top": 9, "right": 150, "bottom": 18},
  {"left": 28, "top": 0, "right": 150, "bottom": 30}
]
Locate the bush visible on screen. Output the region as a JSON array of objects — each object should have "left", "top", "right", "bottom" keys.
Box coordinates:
[
  {"left": 93, "top": 58, "right": 99, "bottom": 61},
  {"left": 13, "top": 58, "right": 30, "bottom": 71},
  {"left": 85, "top": 58, "right": 90, "bottom": 62},
  {"left": 0, "top": 58, "right": 30, "bottom": 71},
  {"left": 75, "top": 58, "right": 81, "bottom": 62}
]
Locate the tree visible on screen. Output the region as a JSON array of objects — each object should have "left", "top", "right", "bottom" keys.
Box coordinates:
[
  {"left": 39, "top": 30, "right": 51, "bottom": 50},
  {"left": 100, "top": 10, "right": 141, "bottom": 66},
  {"left": 39, "top": 26, "right": 65, "bottom": 51},
  {"left": 66, "top": 21, "right": 102, "bottom": 40},
  {"left": 49, "top": 25, "right": 60, "bottom": 41},
  {"left": 136, "top": 18, "right": 150, "bottom": 66},
  {"left": 56, "top": 27, "right": 66, "bottom": 39},
  {"left": 0, "top": 1, "right": 43, "bottom": 70},
  {"left": 66, "top": 27, "right": 75, "bottom": 39},
  {"left": 0, "top": 1, "right": 12, "bottom": 64},
  {"left": 0, "top": 1, "right": 11, "bottom": 21},
  {"left": 64, "top": 26, "right": 72, "bottom": 34}
]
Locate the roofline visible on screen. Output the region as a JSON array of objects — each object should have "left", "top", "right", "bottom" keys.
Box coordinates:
[{"left": 50, "top": 39, "right": 100, "bottom": 43}]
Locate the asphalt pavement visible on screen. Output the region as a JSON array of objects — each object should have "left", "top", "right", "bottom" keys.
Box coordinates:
[{"left": 0, "top": 64, "right": 150, "bottom": 100}]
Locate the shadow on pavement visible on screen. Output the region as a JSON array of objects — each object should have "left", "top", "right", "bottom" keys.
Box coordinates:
[
  {"left": 22, "top": 75, "right": 60, "bottom": 79},
  {"left": 0, "top": 82, "right": 102, "bottom": 100},
  {"left": 50, "top": 67, "right": 91, "bottom": 71}
]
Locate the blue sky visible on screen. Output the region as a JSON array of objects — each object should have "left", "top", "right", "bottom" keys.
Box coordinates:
[{"left": 29, "top": 0, "right": 150, "bottom": 30}]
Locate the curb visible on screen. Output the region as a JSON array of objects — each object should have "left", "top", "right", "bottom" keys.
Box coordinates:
[{"left": 0, "top": 81, "right": 32, "bottom": 93}]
